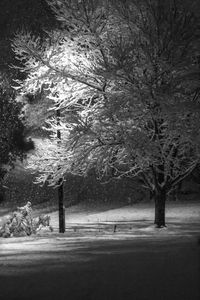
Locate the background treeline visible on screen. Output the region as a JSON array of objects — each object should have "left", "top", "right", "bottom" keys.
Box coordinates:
[{"left": 1, "top": 168, "right": 200, "bottom": 208}]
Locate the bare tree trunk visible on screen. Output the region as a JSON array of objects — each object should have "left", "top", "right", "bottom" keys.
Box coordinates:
[
  {"left": 154, "top": 188, "right": 166, "bottom": 227},
  {"left": 57, "top": 108, "right": 65, "bottom": 233},
  {"left": 58, "top": 180, "right": 65, "bottom": 233}
]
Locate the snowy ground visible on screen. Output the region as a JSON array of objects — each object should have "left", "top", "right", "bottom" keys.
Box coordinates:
[
  {"left": 1, "top": 200, "right": 200, "bottom": 236},
  {"left": 0, "top": 201, "right": 200, "bottom": 300},
  {"left": 0, "top": 236, "right": 199, "bottom": 300}
]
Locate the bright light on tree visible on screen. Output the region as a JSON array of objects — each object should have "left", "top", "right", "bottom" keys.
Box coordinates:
[{"left": 12, "top": 0, "right": 200, "bottom": 227}]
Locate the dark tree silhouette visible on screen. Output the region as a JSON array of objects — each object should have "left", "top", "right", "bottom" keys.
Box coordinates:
[{"left": 0, "top": 83, "right": 34, "bottom": 202}]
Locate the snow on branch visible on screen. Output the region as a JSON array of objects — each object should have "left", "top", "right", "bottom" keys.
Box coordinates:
[{"left": 11, "top": 0, "right": 200, "bottom": 189}]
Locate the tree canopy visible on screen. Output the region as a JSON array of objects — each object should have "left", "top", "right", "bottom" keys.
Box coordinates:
[{"left": 12, "top": 0, "right": 200, "bottom": 226}]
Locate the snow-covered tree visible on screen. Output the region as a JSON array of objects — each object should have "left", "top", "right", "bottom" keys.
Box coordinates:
[{"left": 12, "top": 0, "right": 200, "bottom": 226}]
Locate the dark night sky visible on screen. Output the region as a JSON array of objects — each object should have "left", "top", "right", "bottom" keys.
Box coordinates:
[
  {"left": 0, "top": 0, "right": 56, "bottom": 72},
  {"left": 0, "top": 0, "right": 56, "bottom": 36},
  {"left": 0, "top": 0, "right": 199, "bottom": 38}
]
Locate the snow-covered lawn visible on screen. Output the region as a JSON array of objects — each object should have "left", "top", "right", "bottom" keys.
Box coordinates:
[
  {"left": 0, "top": 201, "right": 199, "bottom": 257},
  {"left": 0, "top": 236, "right": 199, "bottom": 300},
  {"left": 0, "top": 201, "right": 199, "bottom": 300},
  {"left": 49, "top": 200, "right": 200, "bottom": 223},
  {"left": 0, "top": 200, "right": 200, "bottom": 233},
  {"left": 38, "top": 200, "right": 200, "bottom": 236}
]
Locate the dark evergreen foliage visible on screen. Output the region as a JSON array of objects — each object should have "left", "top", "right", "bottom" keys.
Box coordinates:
[{"left": 0, "top": 87, "right": 34, "bottom": 202}]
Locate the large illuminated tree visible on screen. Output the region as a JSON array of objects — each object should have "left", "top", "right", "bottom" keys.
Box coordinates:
[{"left": 12, "top": 0, "right": 200, "bottom": 227}]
